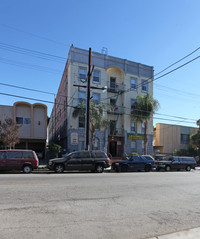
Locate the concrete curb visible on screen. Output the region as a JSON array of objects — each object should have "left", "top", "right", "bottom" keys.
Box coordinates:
[{"left": 149, "top": 227, "right": 200, "bottom": 239}]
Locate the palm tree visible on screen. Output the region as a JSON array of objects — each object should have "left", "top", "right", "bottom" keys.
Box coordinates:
[
  {"left": 72, "top": 100, "right": 110, "bottom": 150},
  {"left": 131, "top": 94, "right": 159, "bottom": 154}
]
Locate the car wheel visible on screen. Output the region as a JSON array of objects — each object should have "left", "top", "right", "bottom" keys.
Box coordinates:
[
  {"left": 186, "top": 165, "right": 191, "bottom": 171},
  {"left": 145, "top": 165, "right": 151, "bottom": 172},
  {"left": 165, "top": 165, "right": 171, "bottom": 172},
  {"left": 23, "top": 165, "right": 32, "bottom": 174},
  {"left": 121, "top": 165, "right": 128, "bottom": 172},
  {"left": 54, "top": 164, "right": 64, "bottom": 173},
  {"left": 95, "top": 164, "right": 104, "bottom": 173}
]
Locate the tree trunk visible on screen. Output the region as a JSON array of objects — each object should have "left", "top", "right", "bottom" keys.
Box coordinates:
[
  {"left": 91, "top": 124, "right": 95, "bottom": 150},
  {"left": 144, "top": 121, "right": 148, "bottom": 155}
]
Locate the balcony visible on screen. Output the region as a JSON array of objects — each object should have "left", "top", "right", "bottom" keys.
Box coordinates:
[
  {"left": 107, "top": 81, "right": 125, "bottom": 93},
  {"left": 107, "top": 105, "right": 124, "bottom": 115},
  {"left": 109, "top": 128, "right": 124, "bottom": 137}
]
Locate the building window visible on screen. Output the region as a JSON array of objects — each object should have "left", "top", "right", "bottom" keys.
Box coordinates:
[
  {"left": 131, "top": 99, "right": 136, "bottom": 111},
  {"left": 130, "top": 77, "right": 137, "bottom": 90},
  {"left": 110, "top": 120, "right": 116, "bottom": 135},
  {"left": 79, "top": 67, "right": 87, "bottom": 82},
  {"left": 142, "top": 80, "right": 148, "bottom": 92},
  {"left": 110, "top": 98, "right": 116, "bottom": 107},
  {"left": 78, "top": 91, "right": 86, "bottom": 105},
  {"left": 92, "top": 93, "right": 100, "bottom": 105},
  {"left": 24, "top": 118, "right": 31, "bottom": 125},
  {"left": 181, "top": 134, "right": 190, "bottom": 144},
  {"left": 110, "top": 77, "right": 116, "bottom": 89},
  {"left": 93, "top": 70, "right": 100, "bottom": 84},
  {"left": 131, "top": 121, "right": 136, "bottom": 133},
  {"left": 16, "top": 117, "right": 31, "bottom": 125},
  {"left": 142, "top": 123, "right": 145, "bottom": 134},
  {"left": 79, "top": 115, "right": 85, "bottom": 128}
]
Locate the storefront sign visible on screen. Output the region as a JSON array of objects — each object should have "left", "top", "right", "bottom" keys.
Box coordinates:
[{"left": 127, "top": 133, "right": 144, "bottom": 140}]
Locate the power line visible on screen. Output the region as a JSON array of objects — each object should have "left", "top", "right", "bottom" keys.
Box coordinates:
[
  {"left": 0, "top": 24, "right": 67, "bottom": 47},
  {"left": 0, "top": 56, "right": 62, "bottom": 74},
  {"left": 153, "top": 46, "right": 200, "bottom": 77},
  {"left": 0, "top": 42, "right": 66, "bottom": 63}
]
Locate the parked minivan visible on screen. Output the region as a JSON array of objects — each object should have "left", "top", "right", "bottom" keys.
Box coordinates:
[
  {"left": 156, "top": 156, "right": 196, "bottom": 171},
  {"left": 0, "top": 150, "right": 39, "bottom": 173}
]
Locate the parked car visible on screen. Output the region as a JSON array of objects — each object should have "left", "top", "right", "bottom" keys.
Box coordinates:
[
  {"left": 111, "top": 155, "right": 155, "bottom": 172},
  {"left": 48, "top": 150, "right": 110, "bottom": 173},
  {"left": 156, "top": 156, "right": 196, "bottom": 172},
  {"left": 0, "top": 149, "right": 39, "bottom": 173}
]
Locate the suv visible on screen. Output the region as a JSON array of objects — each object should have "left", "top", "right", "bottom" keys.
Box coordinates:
[
  {"left": 48, "top": 150, "right": 110, "bottom": 173},
  {"left": 156, "top": 156, "right": 196, "bottom": 171},
  {"left": 0, "top": 149, "right": 39, "bottom": 173},
  {"left": 112, "top": 155, "right": 155, "bottom": 172}
]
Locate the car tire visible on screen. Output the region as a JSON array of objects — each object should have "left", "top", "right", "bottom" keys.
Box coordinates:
[
  {"left": 95, "top": 164, "right": 104, "bottom": 173},
  {"left": 186, "top": 165, "right": 191, "bottom": 171},
  {"left": 54, "top": 164, "right": 64, "bottom": 173},
  {"left": 121, "top": 165, "right": 128, "bottom": 172},
  {"left": 165, "top": 165, "right": 171, "bottom": 172},
  {"left": 23, "top": 165, "right": 32, "bottom": 174},
  {"left": 145, "top": 165, "right": 151, "bottom": 172}
]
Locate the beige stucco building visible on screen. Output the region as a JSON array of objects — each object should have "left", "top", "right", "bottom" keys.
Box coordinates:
[
  {"left": 153, "top": 123, "right": 198, "bottom": 155},
  {"left": 0, "top": 102, "right": 47, "bottom": 158},
  {"left": 48, "top": 45, "right": 154, "bottom": 157}
]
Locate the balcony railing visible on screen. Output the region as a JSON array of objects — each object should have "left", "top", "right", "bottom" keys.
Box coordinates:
[
  {"left": 109, "top": 128, "right": 124, "bottom": 137},
  {"left": 107, "top": 105, "right": 124, "bottom": 115},
  {"left": 107, "top": 81, "right": 125, "bottom": 93}
]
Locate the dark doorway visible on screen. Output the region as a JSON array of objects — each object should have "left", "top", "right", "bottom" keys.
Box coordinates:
[{"left": 109, "top": 141, "right": 117, "bottom": 157}]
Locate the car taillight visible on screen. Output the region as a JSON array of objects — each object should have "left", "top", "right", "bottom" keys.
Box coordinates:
[{"left": 36, "top": 158, "right": 39, "bottom": 166}]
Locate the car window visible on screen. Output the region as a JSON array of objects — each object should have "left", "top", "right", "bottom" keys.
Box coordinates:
[
  {"left": 71, "top": 152, "right": 81, "bottom": 158},
  {"left": 173, "top": 157, "right": 179, "bottom": 162},
  {"left": 23, "top": 151, "right": 34, "bottom": 158},
  {"left": 130, "top": 155, "right": 142, "bottom": 161},
  {"left": 7, "top": 151, "right": 23, "bottom": 159},
  {"left": 80, "top": 152, "right": 91, "bottom": 158},
  {"left": 0, "top": 151, "right": 6, "bottom": 159},
  {"left": 92, "top": 152, "right": 106, "bottom": 158}
]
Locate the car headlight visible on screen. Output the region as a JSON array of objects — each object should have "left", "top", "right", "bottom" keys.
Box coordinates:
[
  {"left": 49, "top": 161, "right": 53, "bottom": 166},
  {"left": 115, "top": 163, "right": 119, "bottom": 166}
]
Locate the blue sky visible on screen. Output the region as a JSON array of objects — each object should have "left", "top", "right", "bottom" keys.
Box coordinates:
[{"left": 0, "top": 0, "right": 200, "bottom": 127}]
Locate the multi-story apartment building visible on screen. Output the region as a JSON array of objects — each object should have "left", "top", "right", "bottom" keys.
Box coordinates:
[
  {"left": 0, "top": 102, "right": 47, "bottom": 158},
  {"left": 153, "top": 123, "right": 198, "bottom": 155},
  {"left": 48, "top": 45, "right": 154, "bottom": 157}
]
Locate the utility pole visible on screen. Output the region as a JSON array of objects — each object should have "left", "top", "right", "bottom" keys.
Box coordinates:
[{"left": 85, "top": 48, "right": 91, "bottom": 150}]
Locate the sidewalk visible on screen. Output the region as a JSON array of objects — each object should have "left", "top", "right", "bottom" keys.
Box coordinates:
[{"left": 149, "top": 227, "right": 200, "bottom": 239}]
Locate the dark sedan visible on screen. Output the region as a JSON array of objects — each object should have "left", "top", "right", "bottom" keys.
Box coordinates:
[{"left": 112, "top": 155, "right": 155, "bottom": 172}]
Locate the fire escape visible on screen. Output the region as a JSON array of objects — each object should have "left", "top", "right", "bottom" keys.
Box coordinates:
[{"left": 107, "top": 77, "right": 125, "bottom": 137}]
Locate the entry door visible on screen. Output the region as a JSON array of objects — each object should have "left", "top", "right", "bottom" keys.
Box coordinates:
[{"left": 110, "top": 141, "right": 117, "bottom": 157}]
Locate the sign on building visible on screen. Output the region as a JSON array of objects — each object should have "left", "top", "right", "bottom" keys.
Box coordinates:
[
  {"left": 127, "top": 133, "right": 144, "bottom": 140},
  {"left": 71, "top": 132, "right": 78, "bottom": 145}
]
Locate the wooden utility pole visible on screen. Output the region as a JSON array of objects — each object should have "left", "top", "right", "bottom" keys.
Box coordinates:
[{"left": 85, "top": 48, "right": 91, "bottom": 150}]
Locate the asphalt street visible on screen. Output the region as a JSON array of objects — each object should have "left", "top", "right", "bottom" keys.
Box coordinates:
[{"left": 1, "top": 170, "right": 200, "bottom": 239}]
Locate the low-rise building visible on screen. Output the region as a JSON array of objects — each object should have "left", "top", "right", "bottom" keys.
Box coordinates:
[
  {"left": 0, "top": 102, "right": 47, "bottom": 158},
  {"left": 153, "top": 123, "right": 198, "bottom": 155}
]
